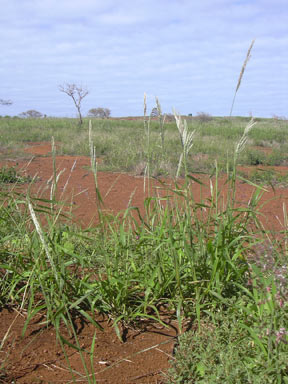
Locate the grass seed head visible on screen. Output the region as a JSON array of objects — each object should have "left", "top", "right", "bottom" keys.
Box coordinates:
[{"left": 236, "top": 39, "right": 255, "bottom": 93}]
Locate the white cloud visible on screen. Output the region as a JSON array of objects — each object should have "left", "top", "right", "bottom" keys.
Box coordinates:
[{"left": 0, "top": 0, "right": 287, "bottom": 117}]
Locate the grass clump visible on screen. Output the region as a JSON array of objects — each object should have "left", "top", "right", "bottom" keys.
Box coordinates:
[
  {"left": 240, "top": 168, "right": 288, "bottom": 187},
  {"left": 0, "top": 166, "right": 31, "bottom": 184}
]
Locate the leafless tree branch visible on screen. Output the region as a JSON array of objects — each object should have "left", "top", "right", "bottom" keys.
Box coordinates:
[{"left": 59, "top": 83, "right": 89, "bottom": 125}]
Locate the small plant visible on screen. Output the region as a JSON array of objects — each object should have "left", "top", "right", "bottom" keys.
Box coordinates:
[
  {"left": 155, "top": 97, "right": 166, "bottom": 156},
  {"left": 0, "top": 166, "right": 31, "bottom": 184},
  {"left": 241, "top": 168, "right": 288, "bottom": 187}
]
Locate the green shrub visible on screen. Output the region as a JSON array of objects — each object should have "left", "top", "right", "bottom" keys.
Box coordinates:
[
  {"left": 244, "top": 149, "right": 266, "bottom": 166},
  {"left": 167, "top": 313, "right": 288, "bottom": 383},
  {"left": 0, "top": 166, "right": 31, "bottom": 184}
]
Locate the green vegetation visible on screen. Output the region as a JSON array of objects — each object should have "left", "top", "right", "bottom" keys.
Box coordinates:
[
  {"left": 0, "top": 115, "right": 287, "bottom": 382},
  {"left": 0, "top": 115, "right": 288, "bottom": 175},
  {"left": 0, "top": 165, "right": 32, "bottom": 184},
  {"left": 240, "top": 168, "right": 288, "bottom": 187},
  {"left": 167, "top": 305, "right": 288, "bottom": 383}
]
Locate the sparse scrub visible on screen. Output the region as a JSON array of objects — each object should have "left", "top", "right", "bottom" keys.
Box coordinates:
[
  {"left": 0, "top": 116, "right": 288, "bottom": 171},
  {"left": 240, "top": 168, "right": 288, "bottom": 187},
  {"left": 243, "top": 148, "right": 266, "bottom": 165},
  {"left": 240, "top": 148, "right": 288, "bottom": 167}
]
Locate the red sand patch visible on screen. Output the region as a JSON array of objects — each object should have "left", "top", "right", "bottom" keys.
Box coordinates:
[
  {"left": 1, "top": 308, "right": 177, "bottom": 383},
  {"left": 1, "top": 142, "right": 288, "bottom": 382},
  {"left": 4, "top": 151, "right": 288, "bottom": 231},
  {"left": 24, "top": 142, "right": 59, "bottom": 156}
]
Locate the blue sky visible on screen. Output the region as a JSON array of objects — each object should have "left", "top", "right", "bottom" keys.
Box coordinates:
[{"left": 0, "top": 0, "right": 287, "bottom": 117}]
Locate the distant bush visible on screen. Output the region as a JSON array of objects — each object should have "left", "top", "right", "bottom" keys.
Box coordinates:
[
  {"left": 88, "top": 107, "right": 111, "bottom": 118},
  {"left": 244, "top": 149, "right": 266, "bottom": 166},
  {"left": 19, "top": 110, "right": 43, "bottom": 118},
  {"left": 272, "top": 114, "right": 287, "bottom": 121},
  {"left": 196, "top": 111, "right": 213, "bottom": 123}
]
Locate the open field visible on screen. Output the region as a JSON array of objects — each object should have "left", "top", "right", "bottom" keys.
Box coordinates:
[
  {"left": 0, "top": 116, "right": 288, "bottom": 383},
  {"left": 1, "top": 116, "right": 288, "bottom": 177}
]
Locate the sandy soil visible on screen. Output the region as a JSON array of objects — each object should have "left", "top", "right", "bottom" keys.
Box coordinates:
[{"left": 1, "top": 142, "right": 288, "bottom": 383}]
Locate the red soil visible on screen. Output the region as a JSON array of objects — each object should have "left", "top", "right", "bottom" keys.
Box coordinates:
[
  {"left": 1, "top": 142, "right": 288, "bottom": 383},
  {"left": 1, "top": 308, "right": 177, "bottom": 383}
]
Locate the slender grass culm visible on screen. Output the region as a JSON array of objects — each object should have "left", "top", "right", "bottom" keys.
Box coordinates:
[
  {"left": 230, "top": 39, "right": 255, "bottom": 117},
  {"left": 229, "top": 117, "right": 258, "bottom": 203},
  {"left": 155, "top": 96, "right": 166, "bottom": 157},
  {"left": 143, "top": 92, "right": 151, "bottom": 193},
  {"left": 173, "top": 109, "right": 196, "bottom": 179},
  {"left": 89, "top": 119, "right": 103, "bottom": 222}
]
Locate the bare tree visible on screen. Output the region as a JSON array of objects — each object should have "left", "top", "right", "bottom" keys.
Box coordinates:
[
  {"left": 88, "top": 107, "right": 111, "bottom": 119},
  {"left": 59, "top": 83, "right": 89, "bottom": 125},
  {"left": 0, "top": 98, "right": 12, "bottom": 106},
  {"left": 19, "top": 110, "right": 43, "bottom": 118}
]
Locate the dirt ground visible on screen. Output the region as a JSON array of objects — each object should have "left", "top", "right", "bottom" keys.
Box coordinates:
[
  {"left": 1, "top": 142, "right": 288, "bottom": 383},
  {"left": 1, "top": 308, "right": 178, "bottom": 384}
]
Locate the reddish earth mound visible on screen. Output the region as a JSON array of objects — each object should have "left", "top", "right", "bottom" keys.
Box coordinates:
[{"left": 1, "top": 142, "right": 288, "bottom": 383}]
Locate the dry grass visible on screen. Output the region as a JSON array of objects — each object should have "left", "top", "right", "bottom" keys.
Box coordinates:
[{"left": 230, "top": 39, "right": 255, "bottom": 117}]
